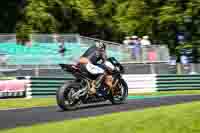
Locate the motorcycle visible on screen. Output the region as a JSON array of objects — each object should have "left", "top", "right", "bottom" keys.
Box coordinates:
[{"left": 56, "top": 57, "right": 128, "bottom": 110}]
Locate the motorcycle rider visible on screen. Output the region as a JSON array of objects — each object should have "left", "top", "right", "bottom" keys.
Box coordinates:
[{"left": 78, "top": 41, "right": 113, "bottom": 95}]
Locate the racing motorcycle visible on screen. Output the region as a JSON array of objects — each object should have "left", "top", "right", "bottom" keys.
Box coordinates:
[{"left": 56, "top": 57, "right": 128, "bottom": 110}]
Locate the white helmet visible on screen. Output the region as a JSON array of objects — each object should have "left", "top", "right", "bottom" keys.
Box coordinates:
[{"left": 95, "top": 41, "right": 106, "bottom": 50}]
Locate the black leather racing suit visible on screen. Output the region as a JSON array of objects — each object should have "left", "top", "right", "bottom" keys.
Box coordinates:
[
  {"left": 81, "top": 46, "right": 107, "bottom": 88},
  {"left": 81, "top": 45, "right": 106, "bottom": 66}
]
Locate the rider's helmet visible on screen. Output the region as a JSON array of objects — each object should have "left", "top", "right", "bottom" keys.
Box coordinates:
[{"left": 95, "top": 41, "right": 106, "bottom": 51}]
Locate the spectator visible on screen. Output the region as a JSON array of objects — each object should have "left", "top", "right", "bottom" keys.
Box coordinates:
[
  {"left": 141, "top": 35, "right": 151, "bottom": 46},
  {"left": 129, "top": 36, "right": 141, "bottom": 61},
  {"left": 58, "top": 38, "right": 66, "bottom": 56},
  {"left": 131, "top": 36, "right": 140, "bottom": 46},
  {"left": 26, "top": 40, "right": 32, "bottom": 47},
  {"left": 123, "top": 36, "right": 131, "bottom": 45},
  {"left": 53, "top": 33, "right": 59, "bottom": 43}
]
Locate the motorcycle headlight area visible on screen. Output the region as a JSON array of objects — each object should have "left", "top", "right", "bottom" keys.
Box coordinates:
[{"left": 104, "top": 61, "right": 115, "bottom": 70}]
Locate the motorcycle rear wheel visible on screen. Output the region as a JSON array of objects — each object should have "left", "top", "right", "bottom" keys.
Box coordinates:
[{"left": 56, "top": 82, "right": 80, "bottom": 111}]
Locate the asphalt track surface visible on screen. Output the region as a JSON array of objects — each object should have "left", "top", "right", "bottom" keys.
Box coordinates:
[{"left": 1, "top": 95, "right": 200, "bottom": 130}]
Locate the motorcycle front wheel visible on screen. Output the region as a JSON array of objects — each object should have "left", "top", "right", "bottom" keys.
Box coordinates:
[{"left": 109, "top": 78, "right": 128, "bottom": 104}]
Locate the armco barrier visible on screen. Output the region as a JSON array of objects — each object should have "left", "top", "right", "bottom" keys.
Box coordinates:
[
  {"left": 122, "top": 75, "right": 157, "bottom": 93},
  {"left": 17, "top": 75, "right": 157, "bottom": 98},
  {"left": 13, "top": 74, "right": 200, "bottom": 98},
  {"left": 20, "top": 76, "right": 74, "bottom": 98},
  {"left": 156, "top": 74, "right": 200, "bottom": 91}
]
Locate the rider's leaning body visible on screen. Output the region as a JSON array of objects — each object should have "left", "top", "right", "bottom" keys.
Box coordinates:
[
  {"left": 78, "top": 41, "right": 113, "bottom": 94},
  {"left": 81, "top": 45, "right": 107, "bottom": 65}
]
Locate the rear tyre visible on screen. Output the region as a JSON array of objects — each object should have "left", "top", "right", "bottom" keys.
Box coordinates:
[
  {"left": 56, "top": 82, "right": 79, "bottom": 111},
  {"left": 109, "top": 78, "right": 128, "bottom": 104}
]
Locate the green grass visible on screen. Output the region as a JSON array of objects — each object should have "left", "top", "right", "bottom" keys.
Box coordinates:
[
  {"left": 1, "top": 101, "right": 200, "bottom": 133},
  {"left": 0, "top": 98, "right": 56, "bottom": 109},
  {"left": 0, "top": 77, "right": 16, "bottom": 80},
  {"left": 1, "top": 90, "right": 200, "bottom": 110}
]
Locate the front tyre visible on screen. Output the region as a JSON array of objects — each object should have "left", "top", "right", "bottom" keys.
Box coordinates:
[
  {"left": 56, "top": 82, "right": 79, "bottom": 111},
  {"left": 109, "top": 78, "right": 128, "bottom": 104}
]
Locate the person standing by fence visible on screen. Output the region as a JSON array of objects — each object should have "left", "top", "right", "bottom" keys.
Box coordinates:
[
  {"left": 141, "top": 35, "right": 151, "bottom": 46},
  {"left": 123, "top": 36, "right": 131, "bottom": 45},
  {"left": 58, "top": 38, "right": 66, "bottom": 57},
  {"left": 130, "top": 36, "right": 141, "bottom": 61}
]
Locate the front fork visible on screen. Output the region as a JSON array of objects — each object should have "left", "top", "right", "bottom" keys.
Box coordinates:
[{"left": 110, "top": 79, "right": 119, "bottom": 95}]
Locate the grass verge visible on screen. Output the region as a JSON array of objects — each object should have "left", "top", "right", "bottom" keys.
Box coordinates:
[
  {"left": 0, "top": 77, "right": 16, "bottom": 80},
  {"left": 1, "top": 101, "right": 200, "bottom": 133},
  {"left": 0, "top": 98, "right": 56, "bottom": 110},
  {"left": 1, "top": 90, "right": 200, "bottom": 110}
]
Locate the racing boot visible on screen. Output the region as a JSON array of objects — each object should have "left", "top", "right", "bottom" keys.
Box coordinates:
[
  {"left": 105, "top": 75, "right": 113, "bottom": 89},
  {"left": 89, "top": 80, "right": 96, "bottom": 95}
]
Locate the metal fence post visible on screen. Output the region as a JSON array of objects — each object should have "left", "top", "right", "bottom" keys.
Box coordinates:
[
  {"left": 25, "top": 76, "right": 32, "bottom": 99},
  {"left": 177, "top": 63, "right": 182, "bottom": 74},
  {"left": 35, "top": 65, "right": 39, "bottom": 77},
  {"left": 190, "top": 63, "right": 197, "bottom": 74},
  {"left": 150, "top": 63, "right": 156, "bottom": 74}
]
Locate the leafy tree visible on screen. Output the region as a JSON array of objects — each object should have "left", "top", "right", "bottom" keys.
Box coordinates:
[
  {"left": 0, "top": 1, "right": 21, "bottom": 33},
  {"left": 14, "top": 0, "right": 199, "bottom": 55}
]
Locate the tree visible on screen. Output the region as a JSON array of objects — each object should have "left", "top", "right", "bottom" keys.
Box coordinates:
[
  {"left": 0, "top": 1, "right": 22, "bottom": 33},
  {"left": 14, "top": 0, "right": 200, "bottom": 54}
]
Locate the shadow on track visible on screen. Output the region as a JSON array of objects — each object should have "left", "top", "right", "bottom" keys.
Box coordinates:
[{"left": 57, "top": 101, "right": 118, "bottom": 112}]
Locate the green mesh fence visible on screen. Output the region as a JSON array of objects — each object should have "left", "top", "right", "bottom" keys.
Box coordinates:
[{"left": 0, "top": 34, "right": 169, "bottom": 65}]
